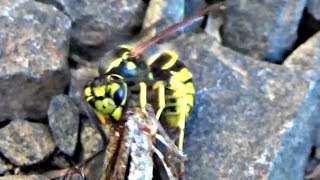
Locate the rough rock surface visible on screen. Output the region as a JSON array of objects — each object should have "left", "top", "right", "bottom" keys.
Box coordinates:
[
  {"left": 0, "top": 0, "right": 71, "bottom": 121},
  {"left": 54, "top": 0, "right": 146, "bottom": 52},
  {"left": 158, "top": 33, "right": 316, "bottom": 179},
  {"left": 48, "top": 95, "right": 80, "bottom": 156},
  {"left": 80, "top": 118, "right": 104, "bottom": 162},
  {"left": 268, "top": 81, "right": 320, "bottom": 179},
  {"left": 223, "top": 0, "right": 307, "bottom": 63},
  {"left": 284, "top": 31, "right": 320, "bottom": 70},
  {"left": 141, "top": 0, "right": 184, "bottom": 41},
  {"left": 0, "top": 120, "right": 55, "bottom": 166},
  {"left": 308, "top": 0, "right": 320, "bottom": 20}
]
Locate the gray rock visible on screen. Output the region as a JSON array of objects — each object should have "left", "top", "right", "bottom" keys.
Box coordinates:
[
  {"left": 56, "top": 0, "right": 146, "bottom": 49},
  {"left": 48, "top": 95, "right": 80, "bottom": 156},
  {"left": 308, "top": 0, "right": 320, "bottom": 20},
  {"left": 268, "top": 81, "right": 320, "bottom": 179},
  {"left": 158, "top": 33, "right": 316, "bottom": 179},
  {"left": 0, "top": 0, "right": 71, "bottom": 121},
  {"left": 0, "top": 120, "right": 55, "bottom": 166},
  {"left": 141, "top": 0, "right": 184, "bottom": 41},
  {"left": 80, "top": 118, "right": 104, "bottom": 162},
  {"left": 223, "top": 0, "right": 307, "bottom": 63},
  {"left": 284, "top": 31, "right": 320, "bottom": 71},
  {"left": 0, "top": 175, "right": 50, "bottom": 180}
]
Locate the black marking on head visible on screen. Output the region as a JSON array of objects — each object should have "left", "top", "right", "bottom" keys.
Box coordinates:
[
  {"left": 169, "top": 98, "right": 176, "bottom": 103},
  {"left": 168, "top": 106, "right": 176, "bottom": 113},
  {"left": 88, "top": 98, "right": 96, "bottom": 109}
]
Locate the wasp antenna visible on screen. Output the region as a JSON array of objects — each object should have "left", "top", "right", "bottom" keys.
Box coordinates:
[{"left": 129, "top": 1, "right": 225, "bottom": 57}]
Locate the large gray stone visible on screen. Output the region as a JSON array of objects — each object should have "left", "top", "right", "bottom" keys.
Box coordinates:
[
  {"left": 0, "top": 120, "right": 55, "bottom": 166},
  {"left": 55, "top": 0, "right": 146, "bottom": 51},
  {"left": 80, "top": 118, "right": 104, "bottom": 162},
  {"left": 48, "top": 95, "right": 80, "bottom": 156},
  {"left": 157, "top": 33, "right": 316, "bottom": 179},
  {"left": 268, "top": 81, "right": 320, "bottom": 179},
  {"left": 0, "top": 0, "right": 71, "bottom": 121},
  {"left": 223, "top": 0, "right": 307, "bottom": 63},
  {"left": 284, "top": 31, "right": 320, "bottom": 70}
]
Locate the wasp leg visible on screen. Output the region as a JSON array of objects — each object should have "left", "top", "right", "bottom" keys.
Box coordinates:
[
  {"left": 139, "top": 82, "right": 147, "bottom": 110},
  {"left": 126, "top": 80, "right": 148, "bottom": 111},
  {"left": 153, "top": 81, "right": 166, "bottom": 120}
]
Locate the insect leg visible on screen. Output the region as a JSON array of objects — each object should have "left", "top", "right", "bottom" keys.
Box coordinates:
[
  {"left": 153, "top": 81, "right": 166, "bottom": 120},
  {"left": 139, "top": 82, "right": 147, "bottom": 110}
]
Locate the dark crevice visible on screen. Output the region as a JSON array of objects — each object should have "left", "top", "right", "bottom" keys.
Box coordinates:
[
  {"left": 25, "top": 118, "right": 48, "bottom": 124},
  {"left": 72, "top": 117, "right": 84, "bottom": 164},
  {"left": 0, "top": 119, "right": 10, "bottom": 128},
  {"left": 310, "top": 146, "right": 316, "bottom": 158},
  {"left": 282, "top": 9, "right": 320, "bottom": 61}
]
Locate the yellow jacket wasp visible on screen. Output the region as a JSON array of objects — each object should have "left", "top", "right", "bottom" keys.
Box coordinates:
[{"left": 82, "top": 2, "right": 224, "bottom": 179}]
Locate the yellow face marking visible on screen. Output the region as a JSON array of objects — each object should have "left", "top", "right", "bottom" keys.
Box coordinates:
[
  {"left": 84, "top": 87, "right": 92, "bottom": 97},
  {"left": 126, "top": 61, "right": 136, "bottom": 70},
  {"left": 111, "top": 107, "right": 123, "bottom": 121},
  {"left": 86, "top": 96, "right": 94, "bottom": 102},
  {"left": 95, "top": 98, "right": 116, "bottom": 114},
  {"left": 161, "top": 51, "right": 178, "bottom": 70},
  {"left": 93, "top": 86, "right": 106, "bottom": 97}
]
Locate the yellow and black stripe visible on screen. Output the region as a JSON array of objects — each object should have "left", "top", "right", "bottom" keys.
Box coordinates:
[
  {"left": 84, "top": 46, "right": 195, "bottom": 151},
  {"left": 148, "top": 51, "right": 195, "bottom": 150}
]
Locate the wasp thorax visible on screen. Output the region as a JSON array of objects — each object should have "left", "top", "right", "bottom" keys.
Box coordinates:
[{"left": 84, "top": 74, "right": 128, "bottom": 121}]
